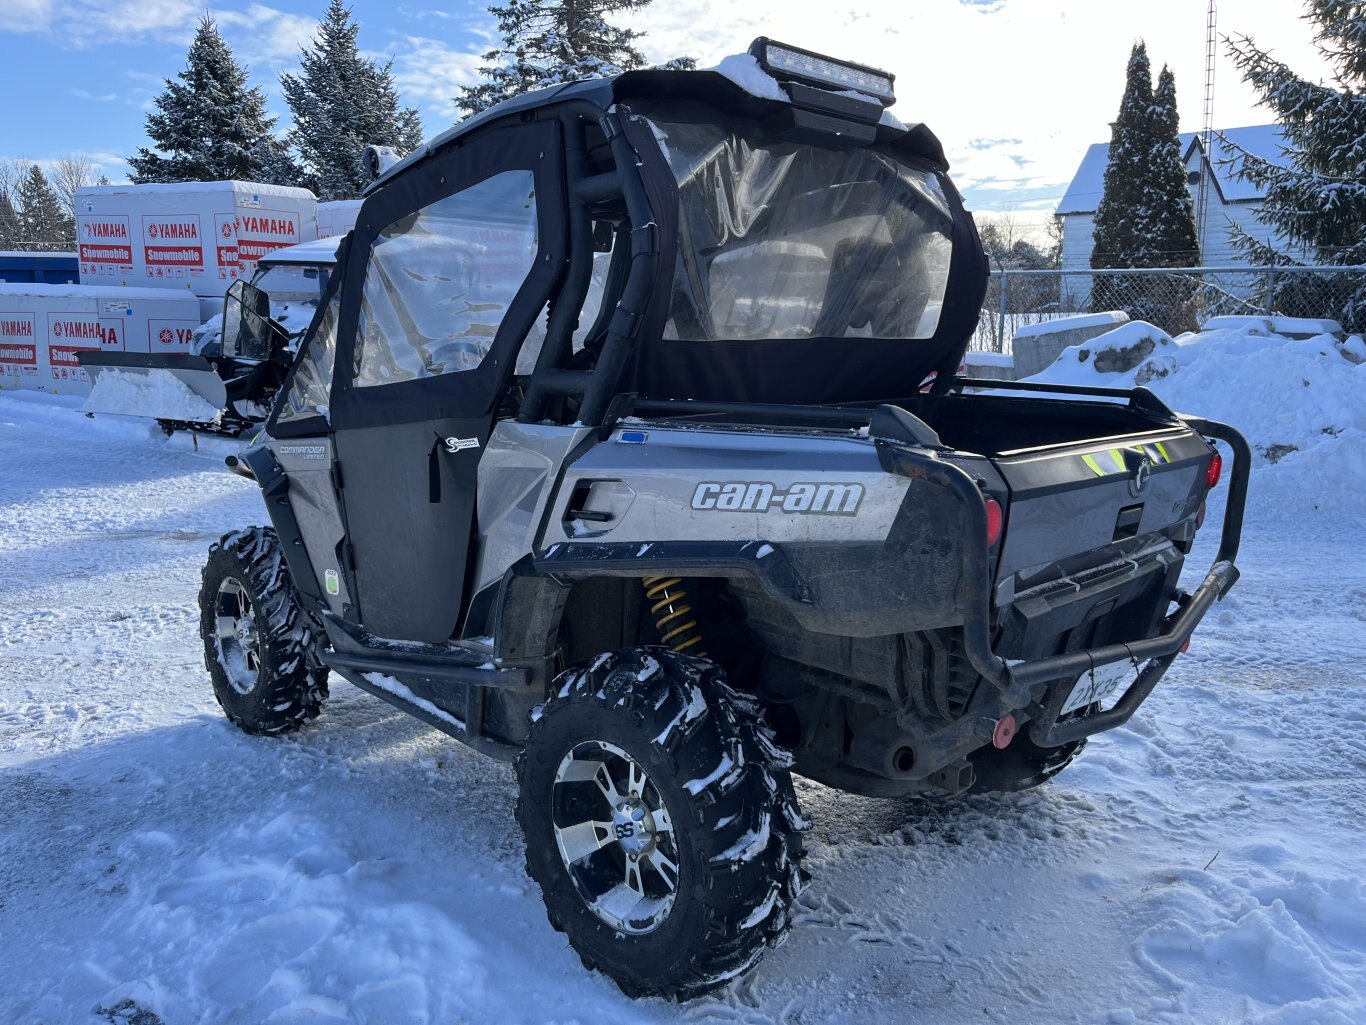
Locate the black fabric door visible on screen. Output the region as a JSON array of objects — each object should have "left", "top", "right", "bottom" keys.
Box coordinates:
[{"left": 329, "top": 121, "right": 566, "bottom": 642}]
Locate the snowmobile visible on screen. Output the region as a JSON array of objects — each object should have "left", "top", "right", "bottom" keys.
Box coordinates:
[
  {"left": 197, "top": 39, "right": 1249, "bottom": 999},
  {"left": 78, "top": 237, "right": 339, "bottom": 435}
]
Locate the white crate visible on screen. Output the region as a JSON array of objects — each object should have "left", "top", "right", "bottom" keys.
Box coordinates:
[
  {"left": 75, "top": 181, "right": 318, "bottom": 297},
  {"left": 317, "top": 200, "right": 362, "bottom": 239},
  {"left": 0, "top": 284, "right": 202, "bottom": 396}
]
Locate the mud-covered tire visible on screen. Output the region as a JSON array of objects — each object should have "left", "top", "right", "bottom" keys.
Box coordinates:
[
  {"left": 517, "top": 648, "right": 808, "bottom": 1000},
  {"left": 199, "top": 526, "right": 328, "bottom": 736},
  {"left": 966, "top": 732, "right": 1087, "bottom": 793}
]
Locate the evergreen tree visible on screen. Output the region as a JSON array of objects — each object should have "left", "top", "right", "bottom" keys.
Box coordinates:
[
  {"left": 281, "top": 1, "right": 425, "bottom": 200},
  {"left": 128, "top": 16, "right": 300, "bottom": 186},
  {"left": 457, "top": 0, "right": 694, "bottom": 118},
  {"left": 0, "top": 192, "right": 19, "bottom": 250},
  {"left": 1226, "top": 1, "right": 1366, "bottom": 328},
  {"left": 1090, "top": 43, "right": 1201, "bottom": 328},
  {"left": 1092, "top": 43, "right": 1156, "bottom": 272},
  {"left": 15, "top": 165, "right": 73, "bottom": 250},
  {"left": 1150, "top": 65, "right": 1200, "bottom": 267}
]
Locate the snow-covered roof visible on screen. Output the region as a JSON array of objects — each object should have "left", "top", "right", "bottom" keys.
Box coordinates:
[
  {"left": 1057, "top": 124, "right": 1286, "bottom": 215},
  {"left": 257, "top": 236, "right": 342, "bottom": 266},
  {"left": 75, "top": 181, "right": 317, "bottom": 201},
  {"left": 0, "top": 282, "right": 202, "bottom": 303}
]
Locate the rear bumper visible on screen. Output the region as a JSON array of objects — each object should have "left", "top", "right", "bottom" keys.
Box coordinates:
[{"left": 880, "top": 410, "right": 1250, "bottom": 751}]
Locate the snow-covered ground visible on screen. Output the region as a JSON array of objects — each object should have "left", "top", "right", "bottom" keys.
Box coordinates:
[{"left": 2, "top": 323, "right": 1364, "bottom": 1024}]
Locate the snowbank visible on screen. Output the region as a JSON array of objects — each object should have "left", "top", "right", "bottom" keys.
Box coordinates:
[{"left": 1024, "top": 321, "right": 1366, "bottom": 527}]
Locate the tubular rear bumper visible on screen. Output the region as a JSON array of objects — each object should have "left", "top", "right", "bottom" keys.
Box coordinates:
[{"left": 879, "top": 411, "right": 1250, "bottom": 751}]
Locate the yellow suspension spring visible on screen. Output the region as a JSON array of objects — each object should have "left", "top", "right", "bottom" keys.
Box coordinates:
[{"left": 642, "top": 577, "right": 707, "bottom": 657}]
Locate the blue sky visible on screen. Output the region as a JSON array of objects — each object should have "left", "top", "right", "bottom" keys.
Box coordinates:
[{"left": 0, "top": 0, "right": 1336, "bottom": 228}]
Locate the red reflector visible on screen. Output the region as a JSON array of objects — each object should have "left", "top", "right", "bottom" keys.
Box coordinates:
[
  {"left": 992, "top": 713, "right": 1017, "bottom": 750},
  {"left": 1206, "top": 451, "right": 1223, "bottom": 490},
  {"left": 1180, "top": 636, "right": 1192, "bottom": 654},
  {"left": 1195, "top": 500, "right": 1207, "bottom": 530},
  {"left": 984, "top": 497, "right": 1004, "bottom": 547}
]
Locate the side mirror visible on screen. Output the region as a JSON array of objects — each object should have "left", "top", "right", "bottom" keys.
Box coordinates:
[{"left": 222, "top": 279, "right": 274, "bottom": 360}]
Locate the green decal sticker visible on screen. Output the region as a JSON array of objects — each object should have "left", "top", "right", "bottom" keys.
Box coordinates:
[{"left": 325, "top": 569, "right": 340, "bottom": 596}]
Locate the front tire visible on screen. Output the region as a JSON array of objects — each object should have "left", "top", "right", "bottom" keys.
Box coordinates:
[
  {"left": 517, "top": 648, "right": 807, "bottom": 1000},
  {"left": 199, "top": 526, "right": 327, "bottom": 735}
]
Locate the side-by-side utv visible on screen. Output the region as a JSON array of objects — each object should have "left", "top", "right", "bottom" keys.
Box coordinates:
[{"left": 200, "top": 39, "right": 1249, "bottom": 999}]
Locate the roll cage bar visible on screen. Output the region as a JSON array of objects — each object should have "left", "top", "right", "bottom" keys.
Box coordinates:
[{"left": 515, "top": 104, "right": 660, "bottom": 427}]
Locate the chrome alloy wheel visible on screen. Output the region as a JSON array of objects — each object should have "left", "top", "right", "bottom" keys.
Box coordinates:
[
  {"left": 213, "top": 576, "right": 261, "bottom": 696},
  {"left": 551, "top": 740, "right": 680, "bottom": 934}
]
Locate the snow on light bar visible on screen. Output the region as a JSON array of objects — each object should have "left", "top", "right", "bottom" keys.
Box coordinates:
[{"left": 750, "top": 38, "right": 896, "bottom": 105}]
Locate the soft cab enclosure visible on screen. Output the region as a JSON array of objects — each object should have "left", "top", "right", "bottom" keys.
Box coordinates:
[{"left": 244, "top": 40, "right": 1246, "bottom": 795}]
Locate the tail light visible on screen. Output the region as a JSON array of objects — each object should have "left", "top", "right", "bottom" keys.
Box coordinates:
[
  {"left": 984, "top": 496, "right": 1004, "bottom": 547},
  {"left": 1206, "top": 451, "right": 1223, "bottom": 490}
]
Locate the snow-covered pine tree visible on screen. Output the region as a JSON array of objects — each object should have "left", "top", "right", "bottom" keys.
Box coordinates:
[
  {"left": 456, "top": 0, "right": 694, "bottom": 118},
  {"left": 1090, "top": 43, "right": 1201, "bottom": 328},
  {"left": 1149, "top": 65, "right": 1200, "bottom": 268},
  {"left": 281, "top": 1, "right": 425, "bottom": 200},
  {"left": 1091, "top": 43, "right": 1156, "bottom": 276},
  {"left": 1226, "top": 0, "right": 1366, "bottom": 329},
  {"left": 15, "top": 165, "right": 73, "bottom": 250},
  {"left": 128, "top": 16, "right": 300, "bottom": 186},
  {"left": 0, "top": 192, "right": 20, "bottom": 250}
]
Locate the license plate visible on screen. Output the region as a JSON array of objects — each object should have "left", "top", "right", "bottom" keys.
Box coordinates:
[{"left": 1062, "top": 660, "right": 1137, "bottom": 715}]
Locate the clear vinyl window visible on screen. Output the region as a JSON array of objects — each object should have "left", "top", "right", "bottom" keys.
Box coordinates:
[
  {"left": 276, "top": 290, "right": 339, "bottom": 424},
  {"left": 353, "top": 171, "right": 538, "bottom": 387},
  {"left": 648, "top": 118, "right": 954, "bottom": 342}
]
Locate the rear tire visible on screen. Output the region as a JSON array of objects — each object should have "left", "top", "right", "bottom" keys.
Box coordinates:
[
  {"left": 199, "top": 526, "right": 328, "bottom": 735},
  {"left": 517, "top": 648, "right": 807, "bottom": 1000}
]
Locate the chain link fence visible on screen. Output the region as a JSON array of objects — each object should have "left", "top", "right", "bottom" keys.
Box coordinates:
[{"left": 972, "top": 265, "right": 1366, "bottom": 353}]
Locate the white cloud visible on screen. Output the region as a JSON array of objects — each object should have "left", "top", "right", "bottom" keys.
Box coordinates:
[
  {"left": 215, "top": 4, "right": 320, "bottom": 68},
  {"left": 57, "top": 0, "right": 200, "bottom": 47},
  {"left": 1, "top": 0, "right": 315, "bottom": 55},
  {"left": 390, "top": 34, "right": 487, "bottom": 124},
  {"left": 0, "top": 0, "right": 55, "bottom": 33}
]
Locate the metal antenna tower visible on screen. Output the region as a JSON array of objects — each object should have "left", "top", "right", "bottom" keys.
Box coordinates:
[{"left": 1197, "top": 0, "right": 1217, "bottom": 244}]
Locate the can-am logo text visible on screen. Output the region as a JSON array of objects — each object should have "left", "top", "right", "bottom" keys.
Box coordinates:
[{"left": 691, "top": 481, "right": 864, "bottom": 516}]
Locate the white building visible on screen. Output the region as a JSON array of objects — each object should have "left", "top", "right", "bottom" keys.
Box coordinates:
[{"left": 1056, "top": 125, "right": 1287, "bottom": 307}]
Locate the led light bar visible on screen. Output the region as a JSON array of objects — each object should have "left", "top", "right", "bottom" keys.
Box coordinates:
[{"left": 749, "top": 37, "right": 896, "bottom": 106}]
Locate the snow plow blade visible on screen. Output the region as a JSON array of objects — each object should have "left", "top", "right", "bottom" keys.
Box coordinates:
[{"left": 78, "top": 352, "right": 227, "bottom": 425}]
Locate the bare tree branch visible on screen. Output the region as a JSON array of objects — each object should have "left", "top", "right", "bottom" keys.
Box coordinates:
[{"left": 51, "top": 153, "right": 96, "bottom": 218}]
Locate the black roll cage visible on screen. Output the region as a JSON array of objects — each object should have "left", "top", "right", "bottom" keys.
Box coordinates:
[{"left": 515, "top": 103, "right": 661, "bottom": 426}]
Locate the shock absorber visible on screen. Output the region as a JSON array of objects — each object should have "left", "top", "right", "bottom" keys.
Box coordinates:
[{"left": 641, "top": 577, "right": 706, "bottom": 657}]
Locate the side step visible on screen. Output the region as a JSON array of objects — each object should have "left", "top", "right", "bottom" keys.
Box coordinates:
[
  {"left": 322, "top": 648, "right": 528, "bottom": 688},
  {"left": 332, "top": 667, "right": 519, "bottom": 762},
  {"left": 319, "top": 612, "right": 531, "bottom": 688}
]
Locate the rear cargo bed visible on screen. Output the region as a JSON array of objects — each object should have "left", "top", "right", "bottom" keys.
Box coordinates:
[{"left": 904, "top": 392, "right": 1171, "bottom": 456}]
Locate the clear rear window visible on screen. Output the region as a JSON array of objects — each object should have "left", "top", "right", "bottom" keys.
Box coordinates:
[{"left": 647, "top": 118, "right": 954, "bottom": 341}]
